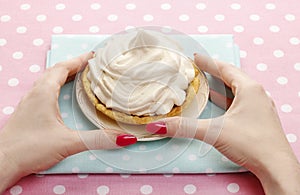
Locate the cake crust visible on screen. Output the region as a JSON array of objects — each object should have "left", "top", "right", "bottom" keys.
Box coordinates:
[{"left": 81, "top": 63, "right": 201, "bottom": 125}]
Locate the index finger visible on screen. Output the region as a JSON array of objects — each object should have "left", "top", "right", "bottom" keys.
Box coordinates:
[
  {"left": 194, "top": 53, "right": 252, "bottom": 92},
  {"left": 46, "top": 52, "right": 94, "bottom": 86}
]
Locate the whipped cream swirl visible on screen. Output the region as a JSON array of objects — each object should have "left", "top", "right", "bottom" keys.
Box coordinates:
[{"left": 87, "top": 30, "right": 195, "bottom": 116}]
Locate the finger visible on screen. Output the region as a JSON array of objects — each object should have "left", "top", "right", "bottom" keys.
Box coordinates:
[
  {"left": 194, "top": 53, "right": 251, "bottom": 92},
  {"left": 146, "top": 116, "right": 225, "bottom": 153},
  {"left": 146, "top": 116, "right": 209, "bottom": 140},
  {"left": 40, "top": 52, "right": 94, "bottom": 88},
  {"left": 69, "top": 129, "right": 137, "bottom": 154}
]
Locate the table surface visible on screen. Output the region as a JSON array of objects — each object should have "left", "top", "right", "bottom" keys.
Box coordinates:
[{"left": 0, "top": 0, "right": 299, "bottom": 194}]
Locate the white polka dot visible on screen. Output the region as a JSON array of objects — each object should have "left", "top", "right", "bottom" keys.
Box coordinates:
[
  {"left": 0, "top": 65, "right": 2, "bottom": 71},
  {"left": 215, "top": 14, "right": 225, "bottom": 21},
  {"left": 139, "top": 144, "right": 147, "bottom": 150},
  {"left": 122, "top": 154, "right": 130, "bottom": 161},
  {"left": 161, "top": 3, "right": 171, "bottom": 10},
  {"left": 72, "top": 167, "right": 80, "bottom": 173},
  {"left": 249, "top": 14, "right": 260, "bottom": 21},
  {"left": 184, "top": 184, "right": 196, "bottom": 194},
  {"left": 140, "top": 185, "right": 153, "bottom": 195},
  {"left": 107, "top": 14, "right": 118, "bottom": 22},
  {"left": 90, "top": 3, "right": 101, "bottom": 10},
  {"left": 0, "top": 15, "right": 11, "bottom": 22},
  {"left": 89, "top": 154, "right": 96, "bottom": 160},
  {"left": 195, "top": 3, "right": 206, "bottom": 10},
  {"left": 298, "top": 91, "right": 300, "bottom": 97},
  {"left": 188, "top": 154, "right": 197, "bottom": 161},
  {"left": 286, "top": 133, "right": 297, "bottom": 143},
  {"left": 227, "top": 183, "right": 240, "bottom": 193},
  {"left": 269, "top": 25, "right": 280, "bottom": 32},
  {"left": 8, "top": 78, "right": 19, "bottom": 87},
  {"left": 265, "top": 3, "right": 276, "bottom": 10},
  {"left": 29, "top": 64, "right": 41, "bottom": 73},
  {"left": 9, "top": 185, "right": 22, "bottom": 195},
  {"left": 277, "top": 76, "right": 288, "bottom": 85},
  {"left": 120, "top": 173, "right": 131, "bottom": 178},
  {"left": 53, "top": 185, "right": 66, "bottom": 194},
  {"left": 197, "top": 25, "right": 208, "bottom": 33},
  {"left": 36, "top": 14, "right": 47, "bottom": 22},
  {"left": 230, "top": 3, "right": 241, "bottom": 10},
  {"left": 179, "top": 14, "right": 190, "bottom": 21},
  {"left": 16, "top": 26, "right": 27, "bottom": 34},
  {"left": 281, "top": 104, "right": 293, "bottom": 113},
  {"left": 294, "top": 63, "right": 300, "bottom": 71},
  {"left": 56, "top": 3, "right": 66, "bottom": 10},
  {"left": 256, "top": 63, "right": 268, "bottom": 71},
  {"left": 105, "top": 167, "right": 113, "bottom": 173},
  {"left": 20, "top": 4, "right": 31, "bottom": 10},
  {"left": 97, "top": 185, "right": 109, "bottom": 195},
  {"left": 126, "top": 3, "right": 136, "bottom": 10},
  {"left": 0, "top": 38, "right": 7, "bottom": 46},
  {"left": 273, "top": 50, "right": 284, "bottom": 58},
  {"left": 233, "top": 25, "right": 244, "bottom": 32},
  {"left": 33, "top": 38, "right": 44, "bottom": 46},
  {"left": 72, "top": 14, "right": 82, "bottom": 21},
  {"left": 78, "top": 174, "right": 88, "bottom": 178},
  {"left": 53, "top": 26, "right": 64, "bottom": 34},
  {"left": 89, "top": 26, "right": 100, "bottom": 33},
  {"left": 289, "top": 37, "right": 300, "bottom": 45},
  {"left": 143, "top": 14, "right": 154, "bottom": 22},
  {"left": 163, "top": 173, "right": 173, "bottom": 177},
  {"left": 253, "top": 37, "right": 264, "bottom": 45},
  {"left": 12, "top": 52, "right": 23, "bottom": 59},
  {"left": 285, "top": 14, "right": 295, "bottom": 21},
  {"left": 239, "top": 50, "right": 247, "bottom": 58},
  {"left": 172, "top": 167, "right": 180, "bottom": 173},
  {"left": 2, "top": 106, "right": 14, "bottom": 115},
  {"left": 63, "top": 94, "right": 70, "bottom": 100}
]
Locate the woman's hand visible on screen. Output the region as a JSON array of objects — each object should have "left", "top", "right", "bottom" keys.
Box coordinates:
[
  {"left": 0, "top": 52, "right": 137, "bottom": 193},
  {"left": 146, "top": 53, "right": 300, "bottom": 195}
]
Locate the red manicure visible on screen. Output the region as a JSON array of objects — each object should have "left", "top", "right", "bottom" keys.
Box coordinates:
[
  {"left": 146, "top": 121, "right": 167, "bottom": 134},
  {"left": 116, "top": 134, "right": 137, "bottom": 146}
]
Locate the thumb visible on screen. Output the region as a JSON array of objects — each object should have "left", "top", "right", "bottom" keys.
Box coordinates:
[
  {"left": 69, "top": 129, "right": 137, "bottom": 154},
  {"left": 146, "top": 116, "right": 224, "bottom": 146}
]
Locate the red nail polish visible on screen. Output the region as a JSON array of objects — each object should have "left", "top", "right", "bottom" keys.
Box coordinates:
[
  {"left": 146, "top": 122, "right": 167, "bottom": 134},
  {"left": 116, "top": 134, "right": 137, "bottom": 146}
]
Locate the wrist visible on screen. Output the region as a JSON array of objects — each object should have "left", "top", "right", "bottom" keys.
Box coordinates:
[
  {"left": 254, "top": 152, "right": 300, "bottom": 195},
  {"left": 0, "top": 145, "right": 24, "bottom": 193}
]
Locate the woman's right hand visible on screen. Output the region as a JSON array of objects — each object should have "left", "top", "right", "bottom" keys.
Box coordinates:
[{"left": 146, "top": 53, "right": 300, "bottom": 195}]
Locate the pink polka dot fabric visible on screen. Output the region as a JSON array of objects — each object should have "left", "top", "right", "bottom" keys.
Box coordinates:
[{"left": 0, "top": 0, "right": 299, "bottom": 194}]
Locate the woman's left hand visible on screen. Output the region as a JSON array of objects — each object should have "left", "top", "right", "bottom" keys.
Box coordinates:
[{"left": 0, "top": 52, "right": 137, "bottom": 192}]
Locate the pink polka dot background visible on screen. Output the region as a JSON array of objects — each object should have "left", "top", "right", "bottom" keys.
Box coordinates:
[{"left": 0, "top": 0, "right": 299, "bottom": 194}]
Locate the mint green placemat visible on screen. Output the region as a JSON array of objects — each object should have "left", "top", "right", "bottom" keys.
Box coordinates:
[{"left": 43, "top": 34, "right": 244, "bottom": 174}]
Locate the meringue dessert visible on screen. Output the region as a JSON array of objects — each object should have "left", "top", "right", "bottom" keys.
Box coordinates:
[{"left": 81, "top": 29, "right": 201, "bottom": 124}]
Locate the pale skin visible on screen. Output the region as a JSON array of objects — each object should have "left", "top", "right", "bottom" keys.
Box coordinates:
[{"left": 0, "top": 52, "right": 299, "bottom": 194}]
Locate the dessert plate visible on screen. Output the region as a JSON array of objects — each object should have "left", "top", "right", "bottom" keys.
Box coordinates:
[{"left": 74, "top": 69, "right": 209, "bottom": 141}]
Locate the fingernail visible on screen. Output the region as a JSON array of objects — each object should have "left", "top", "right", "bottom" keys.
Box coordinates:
[
  {"left": 116, "top": 134, "right": 137, "bottom": 146},
  {"left": 146, "top": 121, "right": 167, "bottom": 135}
]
